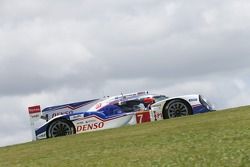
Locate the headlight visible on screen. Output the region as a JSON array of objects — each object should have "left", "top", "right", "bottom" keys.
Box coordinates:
[{"left": 199, "top": 95, "right": 212, "bottom": 110}]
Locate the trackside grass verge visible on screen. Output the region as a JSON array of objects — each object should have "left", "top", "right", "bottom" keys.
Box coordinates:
[{"left": 0, "top": 106, "right": 250, "bottom": 167}]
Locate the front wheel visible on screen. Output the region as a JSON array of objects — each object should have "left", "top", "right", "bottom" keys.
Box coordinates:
[
  {"left": 163, "top": 100, "right": 192, "bottom": 119},
  {"left": 47, "top": 119, "right": 75, "bottom": 138}
]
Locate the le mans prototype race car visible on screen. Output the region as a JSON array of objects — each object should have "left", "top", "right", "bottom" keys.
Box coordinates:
[{"left": 28, "top": 91, "right": 213, "bottom": 140}]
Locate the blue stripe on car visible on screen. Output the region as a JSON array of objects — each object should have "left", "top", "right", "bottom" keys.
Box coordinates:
[
  {"left": 42, "top": 99, "right": 99, "bottom": 112},
  {"left": 192, "top": 105, "right": 210, "bottom": 114}
]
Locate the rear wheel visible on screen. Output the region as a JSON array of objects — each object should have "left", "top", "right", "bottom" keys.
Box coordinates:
[
  {"left": 47, "top": 119, "right": 75, "bottom": 138},
  {"left": 163, "top": 100, "right": 192, "bottom": 119}
]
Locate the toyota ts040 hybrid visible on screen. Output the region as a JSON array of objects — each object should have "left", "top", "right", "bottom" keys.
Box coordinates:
[{"left": 28, "top": 91, "right": 214, "bottom": 140}]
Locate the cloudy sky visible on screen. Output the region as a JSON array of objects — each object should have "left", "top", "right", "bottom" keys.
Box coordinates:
[{"left": 1, "top": 0, "right": 250, "bottom": 147}]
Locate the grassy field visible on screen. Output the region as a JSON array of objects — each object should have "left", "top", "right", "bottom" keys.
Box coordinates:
[{"left": 0, "top": 106, "right": 250, "bottom": 167}]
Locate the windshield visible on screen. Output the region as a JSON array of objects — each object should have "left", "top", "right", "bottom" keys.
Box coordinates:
[{"left": 116, "top": 100, "right": 145, "bottom": 113}]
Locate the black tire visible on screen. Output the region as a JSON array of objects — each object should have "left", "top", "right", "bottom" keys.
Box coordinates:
[
  {"left": 47, "top": 119, "right": 75, "bottom": 138},
  {"left": 163, "top": 100, "right": 192, "bottom": 119}
]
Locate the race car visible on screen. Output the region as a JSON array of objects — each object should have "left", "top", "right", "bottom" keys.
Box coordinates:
[{"left": 28, "top": 91, "right": 214, "bottom": 140}]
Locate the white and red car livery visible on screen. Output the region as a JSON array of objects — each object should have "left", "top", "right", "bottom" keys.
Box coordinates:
[{"left": 28, "top": 91, "right": 214, "bottom": 140}]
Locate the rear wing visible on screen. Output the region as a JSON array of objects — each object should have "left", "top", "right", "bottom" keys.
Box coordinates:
[{"left": 28, "top": 105, "right": 41, "bottom": 141}]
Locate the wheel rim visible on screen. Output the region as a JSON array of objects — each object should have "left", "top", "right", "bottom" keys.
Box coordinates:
[
  {"left": 50, "top": 121, "right": 73, "bottom": 137},
  {"left": 167, "top": 102, "right": 188, "bottom": 118}
]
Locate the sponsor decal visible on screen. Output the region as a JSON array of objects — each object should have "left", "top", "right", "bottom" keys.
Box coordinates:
[
  {"left": 29, "top": 105, "right": 41, "bottom": 123},
  {"left": 189, "top": 98, "right": 198, "bottom": 102},
  {"left": 136, "top": 112, "right": 151, "bottom": 123},
  {"left": 95, "top": 103, "right": 102, "bottom": 109},
  {"left": 28, "top": 105, "right": 41, "bottom": 114},
  {"left": 76, "top": 119, "right": 96, "bottom": 125},
  {"left": 52, "top": 111, "right": 73, "bottom": 118},
  {"left": 30, "top": 114, "right": 40, "bottom": 119},
  {"left": 70, "top": 114, "right": 84, "bottom": 120},
  {"left": 76, "top": 121, "right": 85, "bottom": 125},
  {"left": 153, "top": 111, "right": 163, "bottom": 120},
  {"left": 76, "top": 122, "right": 104, "bottom": 132},
  {"left": 85, "top": 119, "right": 96, "bottom": 123}
]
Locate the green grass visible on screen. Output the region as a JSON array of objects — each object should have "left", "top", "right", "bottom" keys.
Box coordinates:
[{"left": 1, "top": 106, "right": 250, "bottom": 167}]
